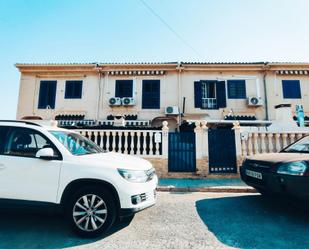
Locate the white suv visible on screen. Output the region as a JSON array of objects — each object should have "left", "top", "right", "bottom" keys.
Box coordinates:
[{"left": 0, "top": 120, "right": 157, "bottom": 237}]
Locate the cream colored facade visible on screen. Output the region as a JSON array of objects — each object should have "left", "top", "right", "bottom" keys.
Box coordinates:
[{"left": 15, "top": 62, "right": 309, "bottom": 127}]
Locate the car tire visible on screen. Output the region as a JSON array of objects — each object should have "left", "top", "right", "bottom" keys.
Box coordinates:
[
  {"left": 65, "top": 186, "right": 117, "bottom": 238},
  {"left": 118, "top": 214, "right": 135, "bottom": 224}
]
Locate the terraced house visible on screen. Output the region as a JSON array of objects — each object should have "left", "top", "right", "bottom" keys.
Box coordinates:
[
  {"left": 15, "top": 62, "right": 309, "bottom": 177},
  {"left": 16, "top": 62, "right": 309, "bottom": 128}
]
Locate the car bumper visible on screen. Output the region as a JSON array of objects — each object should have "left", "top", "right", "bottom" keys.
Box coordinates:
[
  {"left": 119, "top": 203, "right": 155, "bottom": 217},
  {"left": 240, "top": 166, "right": 309, "bottom": 200},
  {"left": 117, "top": 175, "right": 158, "bottom": 210}
]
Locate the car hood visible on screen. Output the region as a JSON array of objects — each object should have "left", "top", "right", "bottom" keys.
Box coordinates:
[
  {"left": 75, "top": 152, "right": 153, "bottom": 171},
  {"left": 247, "top": 153, "right": 309, "bottom": 164}
]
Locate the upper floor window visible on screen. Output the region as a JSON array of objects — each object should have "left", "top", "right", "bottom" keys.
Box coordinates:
[
  {"left": 38, "top": 80, "right": 57, "bottom": 109},
  {"left": 227, "top": 80, "right": 246, "bottom": 99},
  {"left": 115, "top": 80, "right": 133, "bottom": 97},
  {"left": 65, "top": 80, "right": 83, "bottom": 99},
  {"left": 201, "top": 81, "right": 216, "bottom": 109},
  {"left": 194, "top": 80, "right": 226, "bottom": 109},
  {"left": 282, "top": 80, "right": 301, "bottom": 99},
  {"left": 142, "top": 80, "right": 160, "bottom": 109}
]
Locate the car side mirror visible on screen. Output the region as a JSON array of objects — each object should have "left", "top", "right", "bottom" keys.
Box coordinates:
[{"left": 36, "top": 148, "right": 55, "bottom": 160}]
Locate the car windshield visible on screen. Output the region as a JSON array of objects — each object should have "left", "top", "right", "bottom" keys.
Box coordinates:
[
  {"left": 282, "top": 136, "right": 309, "bottom": 153},
  {"left": 50, "top": 130, "right": 103, "bottom": 156}
]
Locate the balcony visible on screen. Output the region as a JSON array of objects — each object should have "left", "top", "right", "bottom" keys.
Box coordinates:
[{"left": 201, "top": 98, "right": 217, "bottom": 109}]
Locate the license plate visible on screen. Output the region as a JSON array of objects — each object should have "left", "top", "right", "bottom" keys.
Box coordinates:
[{"left": 245, "top": 169, "right": 263, "bottom": 180}]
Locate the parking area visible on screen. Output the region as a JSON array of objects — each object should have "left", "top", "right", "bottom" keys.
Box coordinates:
[{"left": 0, "top": 192, "right": 309, "bottom": 249}]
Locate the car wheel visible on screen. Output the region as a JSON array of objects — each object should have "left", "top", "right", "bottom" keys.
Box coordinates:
[{"left": 65, "top": 187, "right": 117, "bottom": 238}]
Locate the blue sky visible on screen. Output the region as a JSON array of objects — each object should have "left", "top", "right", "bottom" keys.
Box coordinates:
[{"left": 1, "top": 0, "right": 309, "bottom": 119}]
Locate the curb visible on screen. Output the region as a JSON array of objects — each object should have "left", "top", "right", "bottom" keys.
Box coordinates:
[{"left": 157, "top": 186, "right": 257, "bottom": 193}]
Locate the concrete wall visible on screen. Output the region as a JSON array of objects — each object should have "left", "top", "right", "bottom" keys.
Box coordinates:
[
  {"left": 180, "top": 70, "right": 265, "bottom": 120},
  {"left": 99, "top": 73, "right": 178, "bottom": 121},
  {"left": 15, "top": 63, "right": 309, "bottom": 125},
  {"left": 17, "top": 74, "right": 99, "bottom": 120},
  {"left": 16, "top": 66, "right": 266, "bottom": 123},
  {"left": 266, "top": 71, "right": 309, "bottom": 120}
]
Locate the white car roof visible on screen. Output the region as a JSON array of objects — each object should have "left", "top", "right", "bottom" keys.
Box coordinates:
[{"left": 0, "top": 120, "right": 71, "bottom": 132}]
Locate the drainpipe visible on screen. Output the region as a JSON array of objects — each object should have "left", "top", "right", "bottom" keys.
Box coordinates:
[
  {"left": 263, "top": 63, "right": 269, "bottom": 121},
  {"left": 95, "top": 64, "right": 102, "bottom": 122},
  {"left": 176, "top": 62, "right": 184, "bottom": 125}
]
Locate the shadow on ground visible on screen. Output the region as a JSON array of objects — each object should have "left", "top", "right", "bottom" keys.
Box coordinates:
[
  {"left": 196, "top": 195, "right": 309, "bottom": 249},
  {"left": 0, "top": 207, "right": 133, "bottom": 249}
]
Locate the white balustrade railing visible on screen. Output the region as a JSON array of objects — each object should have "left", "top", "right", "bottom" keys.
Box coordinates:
[
  {"left": 74, "top": 129, "right": 163, "bottom": 157},
  {"left": 241, "top": 131, "right": 309, "bottom": 156}
]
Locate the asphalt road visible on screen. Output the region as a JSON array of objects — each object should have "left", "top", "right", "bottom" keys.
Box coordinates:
[{"left": 0, "top": 192, "right": 309, "bottom": 249}]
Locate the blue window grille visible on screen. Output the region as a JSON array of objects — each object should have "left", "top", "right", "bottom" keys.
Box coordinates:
[
  {"left": 38, "top": 81, "right": 57, "bottom": 109},
  {"left": 65, "top": 80, "right": 83, "bottom": 99},
  {"left": 115, "top": 80, "right": 133, "bottom": 97},
  {"left": 227, "top": 80, "right": 246, "bottom": 99},
  {"left": 142, "top": 80, "right": 160, "bottom": 109},
  {"left": 282, "top": 80, "right": 301, "bottom": 99}
]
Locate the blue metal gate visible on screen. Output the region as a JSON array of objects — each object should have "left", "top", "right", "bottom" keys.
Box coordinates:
[
  {"left": 208, "top": 129, "right": 237, "bottom": 173},
  {"left": 168, "top": 132, "right": 196, "bottom": 172}
]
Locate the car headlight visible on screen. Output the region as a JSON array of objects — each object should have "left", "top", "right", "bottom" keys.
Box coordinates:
[
  {"left": 118, "top": 169, "right": 149, "bottom": 183},
  {"left": 277, "top": 162, "right": 308, "bottom": 176}
]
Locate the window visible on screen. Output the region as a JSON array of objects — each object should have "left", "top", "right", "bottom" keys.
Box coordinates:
[
  {"left": 115, "top": 80, "right": 133, "bottom": 97},
  {"left": 282, "top": 80, "right": 301, "bottom": 99},
  {"left": 142, "top": 80, "right": 160, "bottom": 109},
  {"left": 227, "top": 80, "right": 246, "bottom": 99},
  {"left": 0, "top": 126, "right": 9, "bottom": 155},
  {"left": 65, "top": 80, "right": 83, "bottom": 99},
  {"left": 194, "top": 80, "right": 226, "bottom": 109},
  {"left": 38, "top": 81, "right": 57, "bottom": 109},
  {"left": 51, "top": 131, "right": 103, "bottom": 156},
  {"left": 201, "top": 81, "right": 216, "bottom": 109},
  {"left": 3, "top": 127, "right": 60, "bottom": 158}
]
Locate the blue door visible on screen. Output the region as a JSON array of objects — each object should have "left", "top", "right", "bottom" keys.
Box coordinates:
[
  {"left": 168, "top": 132, "right": 196, "bottom": 172},
  {"left": 208, "top": 129, "right": 237, "bottom": 173}
]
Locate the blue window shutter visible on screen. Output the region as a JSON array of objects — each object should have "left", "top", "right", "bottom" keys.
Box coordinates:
[
  {"left": 49, "top": 81, "right": 57, "bottom": 109},
  {"left": 65, "top": 81, "right": 83, "bottom": 99},
  {"left": 227, "top": 80, "right": 246, "bottom": 99},
  {"left": 216, "top": 81, "right": 227, "bottom": 108},
  {"left": 142, "top": 80, "right": 160, "bottom": 109},
  {"left": 282, "top": 80, "right": 301, "bottom": 99},
  {"left": 115, "top": 80, "right": 133, "bottom": 97},
  {"left": 38, "top": 81, "right": 57, "bottom": 109},
  {"left": 194, "top": 81, "right": 202, "bottom": 108},
  {"left": 38, "top": 81, "right": 48, "bottom": 108}
]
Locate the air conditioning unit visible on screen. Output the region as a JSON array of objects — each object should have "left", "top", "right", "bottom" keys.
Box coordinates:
[
  {"left": 109, "top": 97, "right": 122, "bottom": 106},
  {"left": 247, "top": 96, "right": 263, "bottom": 106},
  {"left": 122, "top": 97, "right": 135, "bottom": 106},
  {"left": 165, "top": 106, "right": 180, "bottom": 115}
]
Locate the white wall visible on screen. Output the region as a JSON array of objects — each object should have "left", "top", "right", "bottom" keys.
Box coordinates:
[
  {"left": 180, "top": 70, "right": 265, "bottom": 120},
  {"left": 17, "top": 64, "right": 309, "bottom": 124},
  {"left": 16, "top": 69, "right": 266, "bottom": 122},
  {"left": 17, "top": 74, "right": 99, "bottom": 120},
  {"left": 266, "top": 71, "right": 309, "bottom": 120}
]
